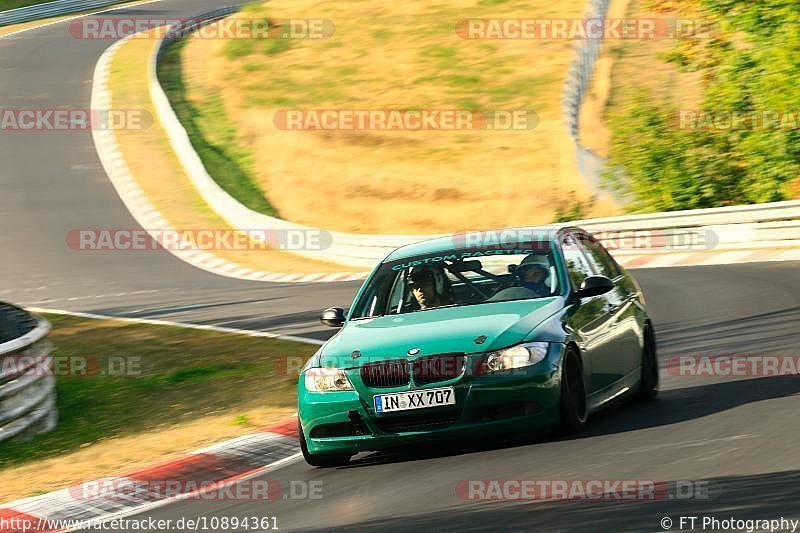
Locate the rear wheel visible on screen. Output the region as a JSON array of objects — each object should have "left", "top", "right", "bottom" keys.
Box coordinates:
[
  {"left": 637, "top": 323, "right": 659, "bottom": 401},
  {"left": 299, "top": 424, "right": 352, "bottom": 468},
  {"left": 558, "top": 347, "right": 588, "bottom": 434}
]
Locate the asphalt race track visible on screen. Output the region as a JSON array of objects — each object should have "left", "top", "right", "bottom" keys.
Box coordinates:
[{"left": 1, "top": 1, "right": 799, "bottom": 531}]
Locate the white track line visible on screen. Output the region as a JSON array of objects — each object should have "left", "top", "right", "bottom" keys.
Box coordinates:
[
  {"left": 27, "top": 306, "right": 326, "bottom": 345},
  {"left": 3, "top": 0, "right": 366, "bottom": 285},
  {"left": 89, "top": 28, "right": 366, "bottom": 283}
]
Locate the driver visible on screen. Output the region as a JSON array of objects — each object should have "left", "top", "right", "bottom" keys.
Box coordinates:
[
  {"left": 516, "top": 255, "right": 551, "bottom": 296},
  {"left": 407, "top": 264, "right": 453, "bottom": 310}
]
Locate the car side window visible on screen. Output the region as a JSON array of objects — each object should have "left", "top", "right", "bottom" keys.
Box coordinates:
[
  {"left": 385, "top": 270, "right": 409, "bottom": 314},
  {"left": 579, "top": 234, "right": 623, "bottom": 279},
  {"left": 561, "top": 234, "right": 595, "bottom": 289}
]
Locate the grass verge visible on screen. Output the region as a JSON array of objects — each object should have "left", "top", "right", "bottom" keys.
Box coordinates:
[
  {"left": 108, "top": 30, "right": 361, "bottom": 274},
  {"left": 0, "top": 313, "right": 312, "bottom": 501},
  {"left": 158, "top": 38, "right": 277, "bottom": 216}
]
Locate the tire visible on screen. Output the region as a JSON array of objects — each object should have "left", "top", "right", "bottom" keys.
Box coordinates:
[
  {"left": 299, "top": 424, "right": 352, "bottom": 468},
  {"left": 636, "top": 323, "right": 659, "bottom": 401},
  {"left": 558, "top": 347, "right": 588, "bottom": 434}
]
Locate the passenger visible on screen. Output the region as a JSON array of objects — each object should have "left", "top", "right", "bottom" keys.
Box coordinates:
[{"left": 516, "top": 255, "right": 551, "bottom": 296}]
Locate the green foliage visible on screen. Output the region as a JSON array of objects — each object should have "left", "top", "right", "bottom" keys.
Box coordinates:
[
  {"left": 553, "top": 194, "right": 596, "bottom": 223},
  {"left": 222, "top": 16, "right": 293, "bottom": 59},
  {"left": 606, "top": 0, "right": 800, "bottom": 211},
  {"left": 158, "top": 39, "right": 278, "bottom": 216},
  {"left": 233, "top": 414, "right": 251, "bottom": 426},
  {"left": 224, "top": 39, "right": 255, "bottom": 60},
  {"left": 265, "top": 37, "right": 292, "bottom": 55}
]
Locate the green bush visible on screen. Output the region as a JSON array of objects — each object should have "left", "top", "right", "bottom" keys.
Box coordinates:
[
  {"left": 606, "top": 0, "right": 800, "bottom": 211},
  {"left": 224, "top": 39, "right": 255, "bottom": 59}
]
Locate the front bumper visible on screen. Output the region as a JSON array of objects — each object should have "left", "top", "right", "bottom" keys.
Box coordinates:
[{"left": 298, "top": 345, "right": 564, "bottom": 456}]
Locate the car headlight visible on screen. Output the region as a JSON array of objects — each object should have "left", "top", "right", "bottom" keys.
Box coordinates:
[
  {"left": 483, "top": 342, "right": 550, "bottom": 373},
  {"left": 304, "top": 367, "right": 354, "bottom": 392}
]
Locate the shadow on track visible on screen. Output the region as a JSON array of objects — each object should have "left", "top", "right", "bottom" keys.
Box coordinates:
[
  {"left": 301, "top": 469, "right": 800, "bottom": 532},
  {"left": 340, "top": 375, "right": 800, "bottom": 469},
  {"left": 655, "top": 306, "right": 800, "bottom": 355}
]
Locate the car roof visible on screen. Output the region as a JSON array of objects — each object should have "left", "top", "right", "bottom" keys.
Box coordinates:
[{"left": 383, "top": 224, "right": 579, "bottom": 262}]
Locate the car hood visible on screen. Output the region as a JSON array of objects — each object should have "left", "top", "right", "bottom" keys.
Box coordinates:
[{"left": 320, "top": 297, "right": 563, "bottom": 368}]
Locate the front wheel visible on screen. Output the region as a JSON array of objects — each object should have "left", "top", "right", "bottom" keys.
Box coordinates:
[
  {"left": 557, "top": 347, "right": 588, "bottom": 434},
  {"left": 636, "top": 323, "right": 659, "bottom": 401},
  {"left": 299, "top": 424, "right": 352, "bottom": 468}
]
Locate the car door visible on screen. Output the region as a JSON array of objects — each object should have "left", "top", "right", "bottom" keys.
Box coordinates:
[
  {"left": 560, "top": 232, "right": 621, "bottom": 395},
  {"left": 577, "top": 233, "right": 643, "bottom": 380}
]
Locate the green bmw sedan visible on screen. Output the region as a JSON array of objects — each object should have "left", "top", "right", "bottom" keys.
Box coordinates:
[{"left": 297, "top": 226, "right": 658, "bottom": 467}]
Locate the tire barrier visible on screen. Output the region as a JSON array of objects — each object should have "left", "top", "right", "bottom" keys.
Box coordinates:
[{"left": 0, "top": 303, "right": 56, "bottom": 443}]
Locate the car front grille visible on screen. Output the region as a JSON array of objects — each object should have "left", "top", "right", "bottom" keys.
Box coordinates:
[
  {"left": 360, "top": 360, "right": 410, "bottom": 388},
  {"left": 360, "top": 354, "right": 466, "bottom": 388},
  {"left": 412, "top": 354, "right": 465, "bottom": 385},
  {"left": 373, "top": 409, "right": 462, "bottom": 433}
]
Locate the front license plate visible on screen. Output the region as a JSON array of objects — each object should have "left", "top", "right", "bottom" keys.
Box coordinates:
[{"left": 374, "top": 387, "right": 455, "bottom": 413}]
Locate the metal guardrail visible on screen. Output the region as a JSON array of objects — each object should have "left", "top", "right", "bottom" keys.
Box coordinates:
[
  {"left": 0, "top": 303, "right": 56, "bottom": 443},
  {"left": 574, "top": 200, "right": 800, "bottom": 254},
  {"left": 0, "top": 0, "right": 129, "bottom": 27},
  {"left": 158, "top": 6, "right": 238, "bottom": 43},
  {"left": 557, "top": 0, "right": 800, "bottom": 253},
  {"left": 562, "top": 0, "right": 610, "bottom": 188}
]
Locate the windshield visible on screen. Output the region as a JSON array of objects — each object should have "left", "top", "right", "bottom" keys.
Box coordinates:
[{"left": 351, "top": 245, "right": 563, "bottom": 319}]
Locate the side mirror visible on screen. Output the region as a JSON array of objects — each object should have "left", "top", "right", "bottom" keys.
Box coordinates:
[
  {"left": 578, "top": 275, "right": 614, "bottom": 298},
  {"left": 320, "top": 307, "right": 345, "bottom": 328}
]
